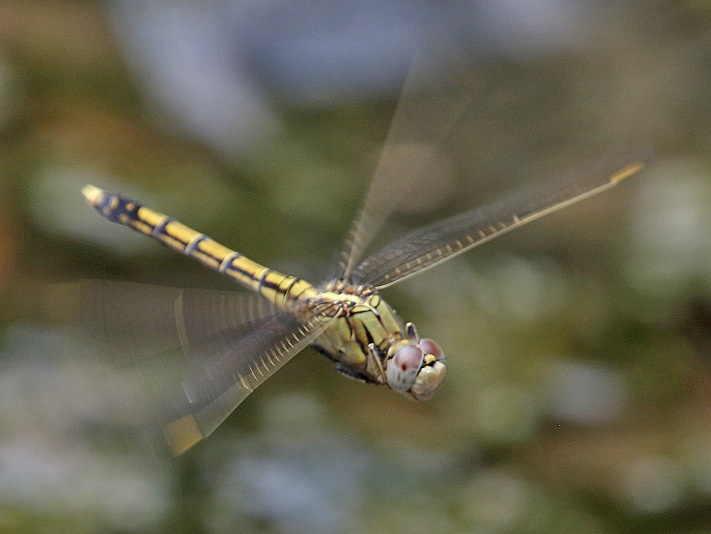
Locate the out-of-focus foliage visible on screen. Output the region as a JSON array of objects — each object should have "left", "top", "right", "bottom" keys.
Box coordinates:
[{"left": 0, "top": 1, "right": 710, "bottom": 533}]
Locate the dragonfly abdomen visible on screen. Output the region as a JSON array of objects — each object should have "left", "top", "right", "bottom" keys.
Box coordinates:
[{"left": 81, "top": 185, "right": 317, "bottom": 306}]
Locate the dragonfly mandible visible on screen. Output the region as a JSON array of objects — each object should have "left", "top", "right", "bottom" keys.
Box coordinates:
[{"left": 80, "top": 44, "right": 647, "bottom": 454}]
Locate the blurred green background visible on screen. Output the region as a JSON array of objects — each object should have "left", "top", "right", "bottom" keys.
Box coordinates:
[{"left": 1, "top": 1, "right": 710, "bottom": 533}]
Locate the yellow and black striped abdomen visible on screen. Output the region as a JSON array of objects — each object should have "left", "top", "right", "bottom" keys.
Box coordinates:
[{"left": 81, "top": 185, "right": 317, "bottom": 307}]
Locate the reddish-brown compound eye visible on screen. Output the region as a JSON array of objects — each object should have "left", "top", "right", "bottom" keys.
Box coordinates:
[
  {"left": 394, "top": 345, "right": 423, "bottom": 371},
  {"left": 387, "top": 345, "right": 423, "bottom": 393},
  {"left": 419, "top": 338, "right": 443, "bottom": 360}
]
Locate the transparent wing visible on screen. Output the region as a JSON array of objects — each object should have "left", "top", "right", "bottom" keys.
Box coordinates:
[
  {"left": 351, "top": 158, "right": 646, "bottom": 289},
  {"left": 45, "top": 280, "right": 333, "bottom": 454},
  {"left": 339, "top": 39, "right": 480, "bottom": 278}
]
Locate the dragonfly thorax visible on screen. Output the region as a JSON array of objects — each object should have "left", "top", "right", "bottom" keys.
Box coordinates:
[{"left": 309, "top": 280, "right": 447, "bottom": 400}]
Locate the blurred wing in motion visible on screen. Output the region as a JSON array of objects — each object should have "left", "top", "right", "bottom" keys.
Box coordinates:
[
  {"left": 339, "top": 40, "right": 480, "bottom": 278},
  {"left": 351, "top": 158, "right": 646, "bottom": 289},
  {"left": 47, "top": 280, "right": 332, "bottom": 454}
]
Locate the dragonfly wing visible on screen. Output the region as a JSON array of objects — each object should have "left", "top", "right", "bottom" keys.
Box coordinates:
[
  {"left": 156, "top": 308, "right": 333, "bottom": 455},
  {"left": 339, "top": 40, "right": 481, "bottom": 278},
  {"left": 48, "top": 280, "right": 333, "bottom": 454},
  {"left": 351, "top": 158, "right": 647, "bottom": 289},
  {"left": 67, "top": 280, "right": 282, "bottom": 355}
]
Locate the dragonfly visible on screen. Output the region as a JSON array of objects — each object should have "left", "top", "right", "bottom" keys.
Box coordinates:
[{"left": 80, "top": 48, "right": 647, "bottom": 455}]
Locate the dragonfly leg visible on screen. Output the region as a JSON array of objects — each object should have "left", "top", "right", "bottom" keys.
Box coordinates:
[
  {"left": 365, "top": 343, "right": 387, "bottom": 384},
  {"left": 333, "top": 362, "right": 381, "bottom": 385}
]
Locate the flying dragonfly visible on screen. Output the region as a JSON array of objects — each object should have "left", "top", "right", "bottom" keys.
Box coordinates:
[{"left": 80, "top": 48, "right": 647, "bottom": 455}]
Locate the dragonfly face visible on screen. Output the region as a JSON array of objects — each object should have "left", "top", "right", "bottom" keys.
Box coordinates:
[{"left": 386, "top": 335, "right": 447, "bottom": 401}]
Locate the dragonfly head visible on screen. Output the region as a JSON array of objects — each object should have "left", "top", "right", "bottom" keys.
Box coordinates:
[{"left": 386, "top": 323, "right": 446, "bottom": 400}]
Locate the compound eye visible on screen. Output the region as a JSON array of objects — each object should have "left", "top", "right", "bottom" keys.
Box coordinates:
[
  {"left": 387, "top": 345, "right": 423, "bottom": 393},
  {"left": 419, "top": 338, "right": 443, "bottom": 360}
]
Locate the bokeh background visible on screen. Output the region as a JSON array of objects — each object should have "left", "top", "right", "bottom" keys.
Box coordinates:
[{"left": 1, "top": 1, "right": 710, "bottom": 533}]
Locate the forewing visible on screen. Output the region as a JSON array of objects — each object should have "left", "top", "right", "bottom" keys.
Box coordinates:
[
  {"left": 45, "top": 280, "right": 332, "bottom": 454},
  {"left": 351, "top": 158, "right": 646, "bottom": 289},
  {"left": 339, "top": 40, "right": 480, "bottom": 278}
]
